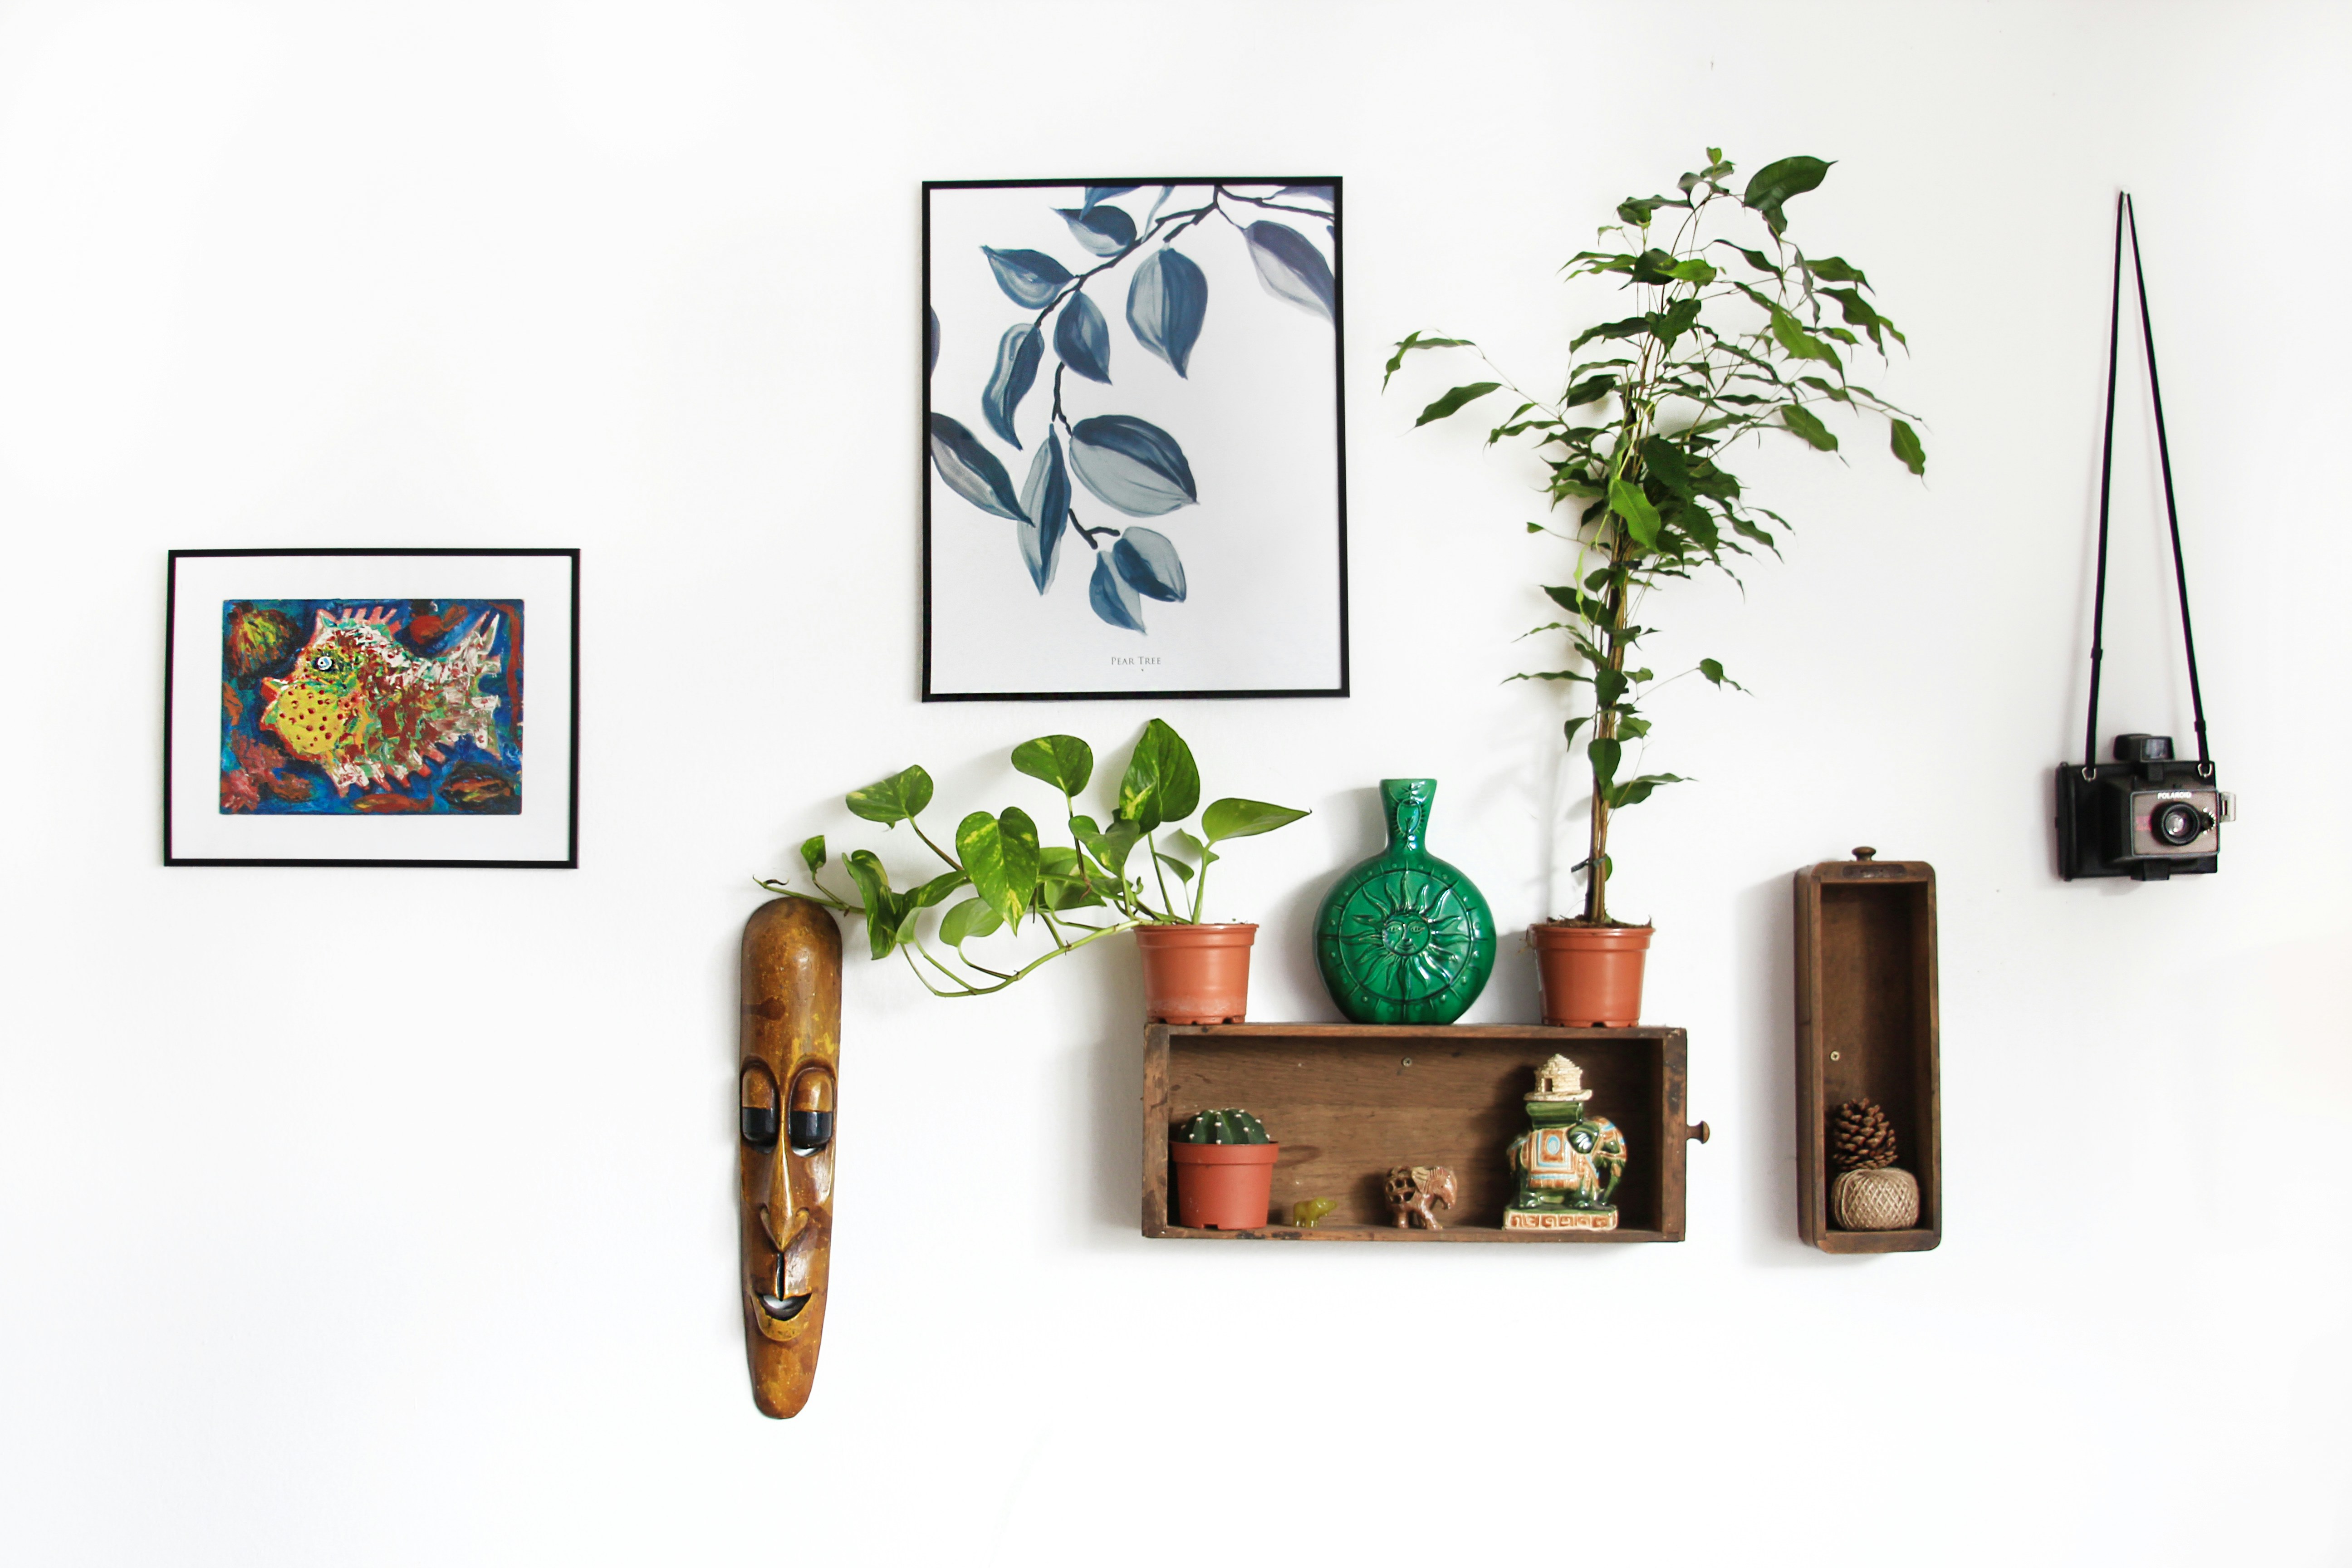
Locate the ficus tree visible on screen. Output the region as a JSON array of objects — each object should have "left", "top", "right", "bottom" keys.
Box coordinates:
[
  {"left": 1389, "top": 150, "right": 1925, "bottom": 925},
  {"left": 761, "top": 720, "right": 1308, "bottom": 996}
]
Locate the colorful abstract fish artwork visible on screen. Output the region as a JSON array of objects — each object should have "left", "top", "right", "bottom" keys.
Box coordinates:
[{"left": 218, "top": 599, "right": 523, "bottom": 815}]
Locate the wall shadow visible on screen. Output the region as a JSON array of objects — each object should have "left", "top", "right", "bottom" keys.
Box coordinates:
[{"left": 1732, "top": 870, "right": 1842, "bottom": 1268}]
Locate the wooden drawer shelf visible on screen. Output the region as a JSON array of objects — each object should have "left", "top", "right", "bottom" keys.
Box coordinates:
[
  {"left": 1142, "top": 1024, "right": 1707, "bottom": 1243},
  {"left": 1793, "top": 853, "right": 1942, "bottom": 1253}
]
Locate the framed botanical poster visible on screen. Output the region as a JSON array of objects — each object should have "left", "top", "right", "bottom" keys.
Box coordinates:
[
  {"left": 164, "top": 548, "right": 579, "bottom": 867},
  {"left": 922, "top": 178, "right": 1349, "bottom": 701}
]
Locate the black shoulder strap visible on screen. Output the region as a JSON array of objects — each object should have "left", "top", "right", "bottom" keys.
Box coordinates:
[{"left": 2085, "top": 193, "right": 2210, "bottom": 769}]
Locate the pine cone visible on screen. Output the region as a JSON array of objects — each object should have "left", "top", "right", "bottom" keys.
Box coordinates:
[{"left": 1828, "top": 1098, "right": 1899, "bottom": 1172}]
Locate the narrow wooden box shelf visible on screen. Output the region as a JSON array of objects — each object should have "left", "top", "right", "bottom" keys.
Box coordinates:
[
  {"left": 1794, "top": 853, "right": 1942, "bottom": 1254},
  {"left": 1142, "top": 1024, "right": 1706, "bottom": 1243}
]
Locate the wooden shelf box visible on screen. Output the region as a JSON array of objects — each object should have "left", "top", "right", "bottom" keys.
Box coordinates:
[
  {"left": 1793, "top": 853, "right": 1942, "bottom": 1253},
  {"left": 1142, "top": 1024, "right": 1708, "bottom": 1243}
]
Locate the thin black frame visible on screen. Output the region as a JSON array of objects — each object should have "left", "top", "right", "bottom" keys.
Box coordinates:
[
  {"left": 163, "top": 547, "right": 582, "bottom": 868},
  {"left": 920, "top": 176, "right": 1350, "bottom": 703}
]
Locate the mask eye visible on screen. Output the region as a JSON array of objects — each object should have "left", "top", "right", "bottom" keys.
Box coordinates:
[{"left": 314, "top": 654, "right": 335, "bottom": 671}]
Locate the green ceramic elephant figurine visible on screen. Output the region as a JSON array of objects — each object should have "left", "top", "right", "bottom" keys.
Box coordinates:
[{"left": 1507, "top": 1103, "right": 1627, "bottom": 1213}]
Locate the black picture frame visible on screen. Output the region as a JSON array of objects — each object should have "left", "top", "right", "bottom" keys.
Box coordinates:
[
  {"left": 163, "top": 547, "right": 581, "bottom": 868},
  {"left": 921, "top": 176, "right": 1350, "bottom": 702}
]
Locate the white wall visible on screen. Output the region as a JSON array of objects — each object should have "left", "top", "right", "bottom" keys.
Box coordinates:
[{"left": 3, "top": 3, "right": 2347, "bottom": 1563}]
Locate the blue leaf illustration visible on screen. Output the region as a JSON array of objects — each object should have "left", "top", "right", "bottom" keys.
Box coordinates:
[
  {"left": 928, "top": 414, "right": 1024, "bottom": 521},
  {"left": 1244, "top": 220, "right": 1335, "bottom": 321},
  {"left": 1054, "top": 292, "right": 1111, "bottom": 384},
  {"left": 982, "top": 246, "right": 1073, "bottom": 308},
  {"left": 1018, "top": 430, "right": 1070, "bottom": 593},
  {"left": 1056, "top": 205, "right": 1135, "bottom": 256},
  {"left": 982, "top": 324, "right": 1042, "bottom": 447},
  {"left": 1083, "top": 186, "right": 1140, "bottom": 212},
  {"left": 1112, "top": 527, "right": 1186, "bottom": 602},
  {"left": 1089, "top": 550, "right": 1146, "bottom": 632},
  {"left": 926, "top": 306, "right": 939, "bottom": 376},
  {"left": 1126, "top": 248, "right": 1208, "bottom": 377},
  {"left": 1070, "top": 415, "right": 1197, "bottom": 517}
]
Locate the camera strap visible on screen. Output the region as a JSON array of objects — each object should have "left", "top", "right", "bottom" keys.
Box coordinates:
[{"left": 2084, "top": 191, "right": 2210, "bottom": 770}]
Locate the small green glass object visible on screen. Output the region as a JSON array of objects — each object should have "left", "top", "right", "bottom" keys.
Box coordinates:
[{"left": 1313, "top": 779, "right": 1494, "bottom": 1024}]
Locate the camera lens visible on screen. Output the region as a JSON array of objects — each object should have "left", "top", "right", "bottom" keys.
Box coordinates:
[{"left": 2151, "top": 800, "right": 2208, "bottom": 847}]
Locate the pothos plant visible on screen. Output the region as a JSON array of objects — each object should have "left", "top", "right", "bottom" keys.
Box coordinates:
[
  {"left": 927, "top": 182, "right": 1337, "bottom": 634},
  {"left": 1388, "top": 150, "right": 1925, "bottom": 926},
  {"left": 760, "top": 720, "right": 1308, "bottom": 996}
]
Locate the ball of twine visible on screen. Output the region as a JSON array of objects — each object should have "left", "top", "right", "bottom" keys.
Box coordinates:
[{"left": 1832, "top": 1166, "right": 1920, "bottom": 1230}]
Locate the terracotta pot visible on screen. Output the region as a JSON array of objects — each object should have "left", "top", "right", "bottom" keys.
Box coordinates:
[
  {"left": 1135, "top": 923, "right": 1257, "bottom": 1024},
  {"left": 1530, "top": 923, "right": 1653, "bottom": 1027},
  {"left": 1171, "top": 1142, "right": 1281, "bottom": 1230}
]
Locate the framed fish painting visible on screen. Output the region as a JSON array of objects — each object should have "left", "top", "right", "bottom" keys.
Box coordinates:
[
  {"left": 163, "top": 548, "right": 580, "bottom": 867},
  {"left": 922, "top": 177, "right": 1349, "bottom": 701}
]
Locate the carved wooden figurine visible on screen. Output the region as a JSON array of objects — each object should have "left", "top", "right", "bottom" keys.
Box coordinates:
[
  {"left": 740, "top": 896, "right": 842, "bottom": 1419},
  {"left": 1383, "top": 1165, "right": 1457, "bottom": 1229}
]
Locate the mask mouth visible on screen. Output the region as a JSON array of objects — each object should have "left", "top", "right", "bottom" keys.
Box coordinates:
[{"left": 756, "top": 1291, "right": 811, "bottom": 1323}]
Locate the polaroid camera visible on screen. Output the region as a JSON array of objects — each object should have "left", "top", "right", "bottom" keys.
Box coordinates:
[{"left": 2057, "top": 734, "right": 2233, "bottom": 881}]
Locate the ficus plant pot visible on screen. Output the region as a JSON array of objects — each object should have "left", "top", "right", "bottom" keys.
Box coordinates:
[
  {"left": 1170, "top": 1142, "right": 1282, "bottom": 1230},
  {"left": 1134, "top": 923, "right": 1257, "bottom": 1024},
  {"left": 1530, "top": 923, "right": 1653, "bottom": 1028}
]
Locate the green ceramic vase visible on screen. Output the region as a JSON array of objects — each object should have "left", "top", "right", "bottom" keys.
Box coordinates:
[{"left": 1314, "top": 779, "right": 1494, "bottom": 1024}]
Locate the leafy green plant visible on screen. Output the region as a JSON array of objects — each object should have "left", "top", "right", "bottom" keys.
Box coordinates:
[
  {"left": 761, "top": 719, "right": 1308, "bottom": 996},
  {"left": 1388, "top": 150, "right": 1925, "bottom": 925}
]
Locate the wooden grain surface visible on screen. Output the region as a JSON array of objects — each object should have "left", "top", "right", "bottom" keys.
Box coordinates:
[
  {"left": 1793, "top": 858, "right": 1941, "bottom": 1254},
  {"left": 739, "top": 896, "right": 843, "bottom": 1416},
  {"left": 1142, "top": 1024, "right": 1701, "bottom": 1244}
]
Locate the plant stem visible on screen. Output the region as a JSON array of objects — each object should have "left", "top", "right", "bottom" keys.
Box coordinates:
[
  {"left": 1147, "top": 832, "right": 1178, "bottom": 923},
  {"left": 909, "top": 818, "right": 961, "bottom": 873}
]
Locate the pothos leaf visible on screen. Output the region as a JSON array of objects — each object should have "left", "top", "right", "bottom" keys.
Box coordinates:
[
  {"left": 1200, "top": 797, "right": 1309, "bottom": 843},
  {"left": 938, "top": 896, "right": 1003, "bottom": 947},
  {"left": 957, "top": 807, "right": 1039, "bottom": 929},
  {"left": 1010, "top": 735, "right": 1093, "bottom": 798},
  {"left": 1118, "top": 718, "right": 1200, "bottom": 830},
  {"left": 846, "top": 765, "right": 933, "bottom": 825},
  {"left": 799, "top": 835, "right": 826, "bottom": 873},
  {"left": 841, "top": 851, "right": 907, "bottom": 960}
]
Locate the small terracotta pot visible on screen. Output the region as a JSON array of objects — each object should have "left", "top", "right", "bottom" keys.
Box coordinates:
[
  {"left": 1171, "top": 1142, "right": 1281, "bottom": 1230},
  {"left": 1530, "top": 923, "right": 1653, "bottom": 1027},
  {"left": 1135, "top": 923, "right": 1257, "bottom": 1024}
]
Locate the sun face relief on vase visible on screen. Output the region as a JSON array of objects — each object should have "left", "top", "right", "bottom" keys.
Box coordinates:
[{"left": 1314, "top": 779, "right": 1495, "bottom": 1024}]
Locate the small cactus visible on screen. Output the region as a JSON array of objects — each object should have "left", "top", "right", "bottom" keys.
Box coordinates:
[{"left": 1176, "top": 1107, "right": 1270, "bottom": 1145}]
